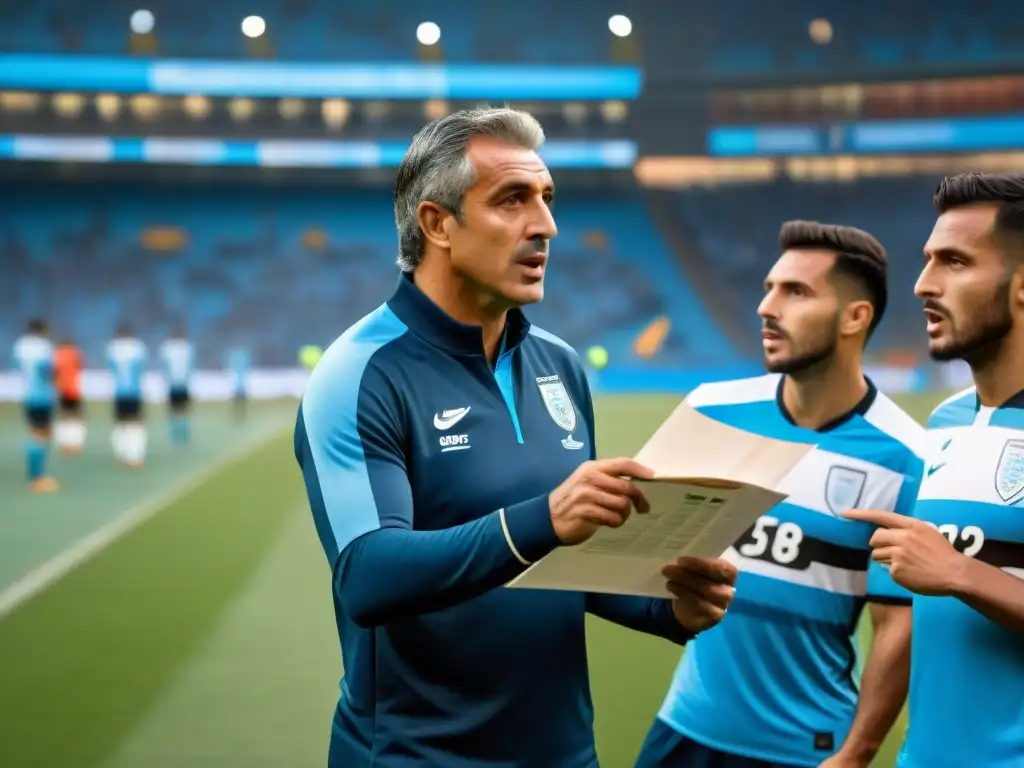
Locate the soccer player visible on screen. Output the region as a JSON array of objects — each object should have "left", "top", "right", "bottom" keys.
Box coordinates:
[
  {"left": 847, "top": 172, "right": 1024, "bottom": 767},
  {"left": 53, "top": 336, "right": 86, "bottom": 454},
  {"left": 13, "top": 319, "right": 58, "bottom": 492},
  {"left": 226, "top": 346, "right": 249, "bottom": 420},
  {"left": 294, "top": 107, "right": 739, "bottom": 768},
  {"left": 637, "top": 221, "right": 926, "bottom": 768},
  {"left": 107, "top": 323, "right": 148, "bottom": 467},
  {"left": 159, "top": 326, "right": 194, "bottom": 445}
]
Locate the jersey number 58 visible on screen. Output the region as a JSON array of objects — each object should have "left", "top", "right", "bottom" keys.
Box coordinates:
[{"left": 737, "top": 516, "right": 804, "bottom": 566}]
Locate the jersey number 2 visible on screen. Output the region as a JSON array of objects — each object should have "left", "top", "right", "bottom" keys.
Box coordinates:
[{"left": 926, "top": 522, "right": 985, "bottom": 557}]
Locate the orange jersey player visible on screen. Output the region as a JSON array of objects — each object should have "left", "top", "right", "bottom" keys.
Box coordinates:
[{"left": 54, "top": 338, "right": 86, "bottom": 453}]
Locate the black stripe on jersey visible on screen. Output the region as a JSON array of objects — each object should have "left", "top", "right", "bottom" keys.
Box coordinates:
[
  {"left": 864, "top": 594, "right": 912, "bottom": 606},
  {"left": 975, "top": 539, "right": 1024, "bottom": 570},
  {"left": 733, "top": 528, "right": 868, "bottom": 571},
  {"left": 796, "top": 537, "right": 868, "bottom": 571}
]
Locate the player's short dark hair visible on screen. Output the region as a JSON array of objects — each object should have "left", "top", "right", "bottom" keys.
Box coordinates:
[
  {"left": 26, "top": 318, "right": 47, "bottom": 334},
  {"left": 933, "top": 172, "right": 1024, "bottom": 259},
  {"left": 779, "top": 219, "right": 888, "bottom": 337},
  {"left": 117, "top": 322, "right": 133, "bottom": 337}
]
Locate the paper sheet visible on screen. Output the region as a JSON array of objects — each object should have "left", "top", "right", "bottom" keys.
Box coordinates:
[{"left": 506, "top": 402, "right": 815, "bottom": 598}]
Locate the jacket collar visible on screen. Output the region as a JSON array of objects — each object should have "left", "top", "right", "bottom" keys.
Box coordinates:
[{"left": 387, "top": 272, "right": 532, "bottom": 357}]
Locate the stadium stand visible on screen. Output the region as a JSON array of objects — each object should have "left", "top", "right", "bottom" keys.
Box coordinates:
[
  {"left": 1, "top": 0, "right": 1021, "bottom": 73},
  {"left": 0, "top": 0, "right": 621, "bottom": 63},
  {"left": 643, "top": 0, "right": 1024, "bottom": 78},
  {"left": 0, "top": 185, "right": 737, "bottom": 368},
  {"left": 669, "top": 176, "right": 939, "bottom": 354}
]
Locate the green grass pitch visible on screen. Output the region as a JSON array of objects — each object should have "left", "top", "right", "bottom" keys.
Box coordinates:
[{"left": 0, "top": 392, "right": 943, "bottom": 767}]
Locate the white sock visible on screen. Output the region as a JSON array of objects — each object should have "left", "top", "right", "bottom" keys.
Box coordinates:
[
  {"left": 123, "top": 424, "right": 148, "bottom": 464},
  {"left": 70, "top": 421, "right": 87, "bottom": 449},
  {"left": 55, "top": 420, "right": 74, "bottom": 449},
  {"left": 58, "top": 420, "right": 87, "bottom": 450},
  {"left": 112, "top": 425, "right": 126, "bottom": 460}
]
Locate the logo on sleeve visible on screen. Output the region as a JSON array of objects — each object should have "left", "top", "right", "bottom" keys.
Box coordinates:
[
  {"left": 434, "top": 406, "right": 470, "bottom": 431},
  {"left": 824, "top": 466, "right": 867, "bottom": 517},
  {"left": 995, "top": 439, "right": 1024, "bottom": 504},
  {"left": 536, "top": 375, "right": 585, "bottom": 451}
]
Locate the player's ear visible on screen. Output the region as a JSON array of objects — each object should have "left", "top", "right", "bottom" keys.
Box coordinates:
[
  {"left": 841, "top": 299, "right": 873, "bottom": 338},
  {"left": 1010, "top": 260, "right": 1024, "bottom": 310},
  {"left": 417, "top": 201, "right": 453, "bottom": 252}
]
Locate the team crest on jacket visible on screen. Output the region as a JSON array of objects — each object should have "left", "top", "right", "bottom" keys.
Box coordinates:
[
  {"left": 824, "top": 465, "right": 867, "bottom": 516},
  {"left": 537, "top": 377, "right": 577, "bottom": 433},
  {"left": 995, "top": 439, "right": 1024, "bottom": 503}
]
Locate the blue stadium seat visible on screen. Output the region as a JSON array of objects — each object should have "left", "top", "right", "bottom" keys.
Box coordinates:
[
  {"left": 670, "top": 176, "right": 939, "bottom": 353},
  {"left": 1, "top": 185, "right": 732, "bottom": 368},
  {"left": 641, "top": 0, "right": 1024, "bottom": 77}
]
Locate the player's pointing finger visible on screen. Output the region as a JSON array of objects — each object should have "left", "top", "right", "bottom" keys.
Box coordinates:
[{"left": 842, "top": 508, "right": 914, "bottom": 528}]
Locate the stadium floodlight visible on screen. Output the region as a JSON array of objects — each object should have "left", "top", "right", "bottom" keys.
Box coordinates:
[
  {"left": 809, "top": 18, "right": 833, "bottom": 44},
  {"left": 95, "top": 93, "right": 122, "bottom": 121},
  {"left": 227, "top": 97, "right": 255, "bottom": 121},
  {"left": 416, "top": 22, "right": 441, "bottom": 46},
  {"left": 130, "top": 94, "right": 161, "bottom": 121},
  {"left": 608, "top": 14, "right": 632, "bottom": 37},
  {"left": 322, "top": 98, "right": 350, "bottom": 129},
  {"left": 52, "top": 92, "right": 86, "bottom": 118},
  {"left": 278, "top": 98, "right": 305, "bottom": 120},
  {"left": 182, "top": 94, "right": 211, "bottom": 119},
  {"left": 241, "top": 15, "right": 266, "bottom": 39},
  {"left": 130, "top": 9, "right": 155, "bottom": 35},
  {"left": 0, "top": 91, "right": 42, "bottom": 113}
]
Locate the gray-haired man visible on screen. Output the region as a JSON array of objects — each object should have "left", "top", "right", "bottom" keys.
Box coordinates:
[{"left": 294, "top": 107, "right": 737, "bottom": 767}]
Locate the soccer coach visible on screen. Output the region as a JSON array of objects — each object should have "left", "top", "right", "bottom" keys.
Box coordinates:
[{"left": 294, "top": 107, "right": 738, "bottom": 768}]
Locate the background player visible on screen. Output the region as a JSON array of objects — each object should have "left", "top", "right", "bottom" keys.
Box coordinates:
[
  {"left": 12, "top": 318, "right": 58, "bottom": 492},
  {"left": 226, "top": 345, "right": 249, "bottom": 420},
  {"left": 848, "top": 172, "right": 1024, "bottom": 767},
  {"left": 159, "top": 326, "right": 194, "bottom": 445},
  {"left": 53, "top": 336, "right": 86, "bottom": 454},
  {"left": 107, "top": 323, "right": 149, "bottom": 467},
  {"left": 638, "top": 222, "right": 925, "bottom": 768}
]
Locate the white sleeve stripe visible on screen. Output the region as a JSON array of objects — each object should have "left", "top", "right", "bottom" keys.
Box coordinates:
[
  {"left": 684, "top": 374, "right": 779, "bottom": 408},
  {"left": 498, "top": 508, "right": 531, "bottom": 566},
  {"left": 862, "top": 394, "right": 928, "bottom": 458},
  {"left": 933, "top": 385, "right": 976, "bottom": 413}
]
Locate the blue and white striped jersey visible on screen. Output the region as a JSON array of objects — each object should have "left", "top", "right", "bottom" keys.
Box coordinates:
[
  {"left": 159, "top": 339, "right": 194, "bottom": 390},
  {"left": 12, "top": 334, "right": 55, "bottom": 407},
  {"left": 106, "top": 337, "right": 148, "bottom": 399},
  {"left": 657, "top": 373, "right": 925, "bottom": 767},
  {"left": 897, "top": 386, "right": 1024, "bottom": 768}
]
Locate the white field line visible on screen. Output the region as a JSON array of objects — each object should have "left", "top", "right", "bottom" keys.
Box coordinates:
[{"left": 0, "top": 419, "right": 291, "bottom": 622}]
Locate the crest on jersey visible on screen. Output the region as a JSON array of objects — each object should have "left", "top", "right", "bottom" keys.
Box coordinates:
[
  {"left": 994, "top": 439, "right": 1024, "bottom": 504},
  {"left": 825, "top": 466, "right": 867, "bottom": 516},
  {"left": 537, "top": 378, "right": 577, "bottom": 433}
]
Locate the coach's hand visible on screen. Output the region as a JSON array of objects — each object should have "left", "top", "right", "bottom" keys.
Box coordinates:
[
  {"left": 663, "top": 556, "right": 738, "bottom": 633},
  {"left": 549, "top": 458, "right": 654, "bottom": 545},
  {"left": 843, "top": 508, "right": 964, "bottom": 596}
]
